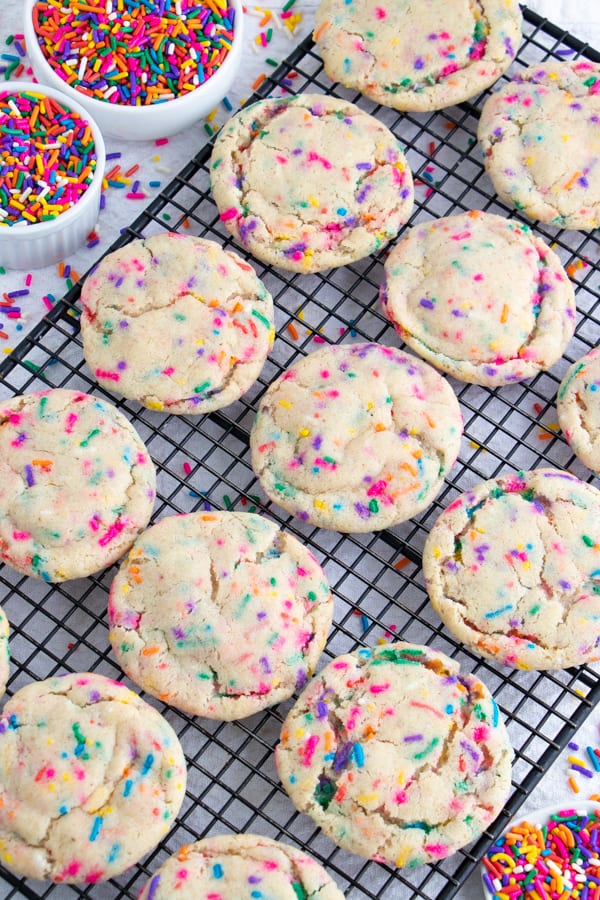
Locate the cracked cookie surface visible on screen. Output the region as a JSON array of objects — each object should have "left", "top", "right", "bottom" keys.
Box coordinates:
[
  {"left": 380, "top": 211, "right": 575, "bottom": 386},
  {"left": 210, "top": 94, "right": 414, "bottom": 273},
  {"left": 250, "top": 342, "right": 462, "bottom": 532},
  {"left": 314, "top": 0, "right": 522, "bottom": 112},
  {"left": 0, "top": 389, "right": 156, "bottom": 582},
  {"left": 423, "top": 468, "right": 600, "bottom": 670},
  {"left": 275, "top": 642, "right": 512, "bottom": 867},
  {"left": 557, "top": 347, "right": 600, "bottom": 476},
  {"left": 109, "top": 511, "right": 334, "bottom": 720},
  {"left": 478, "top": 61, "right": 600, "bottom": 230},
  {"left": 80, "top": 233, "right": 274, "bottom": 415},
  {"left": 0, "top": 673, "right": 186, "bottom": 883},
  {"left": 138, "top": 832, "right": 345, "bottom": 899}
]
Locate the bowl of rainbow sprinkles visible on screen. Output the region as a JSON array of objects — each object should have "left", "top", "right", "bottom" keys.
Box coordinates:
[
  {"left": 23, "top": 0, "right": 244, "bottom": 141},
  {"left": 481, "top": 801, "right": 600, "bottom": 899},
  {"left": 0, "top": 81, "right": 105, "bottom": 269}
]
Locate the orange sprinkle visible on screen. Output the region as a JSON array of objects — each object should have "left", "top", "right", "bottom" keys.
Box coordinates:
[
  {"left": 568, "top": 776, "right": 580, "bottom": 794},
  {"left": 563, "top": 171, "right": 581, "bottom": 191},
  {"left": 287, "top": 322, "right": 299, "bottom": 340},
  {"left": 57, "top": 260, "right": 65, "bottom": 277},
  {"left": 141, "top": 645, "right": 160, "bottom": 656},
  {"left": 252, "top": 72, "right": 267, "bottom": 91},
  {"left": 500, "top": 304, "right": 509, "bottom": 324},
  {"left": 313, "top": 19, "right": 330, "bottom": 41},
  {"left": 566, "top": 262, "right": 578, "bottom": 279},
  {"left": 393, "top": 557, "right": 410, "bottom": 570},
  {"left": 537, "top": 431, "right": 554, "bottom": 441}
]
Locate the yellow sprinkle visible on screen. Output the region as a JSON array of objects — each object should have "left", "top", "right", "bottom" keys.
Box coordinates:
[
  {"left": 308, "top": 195, "right": 320, "bottom": 207},
  {"left": 278, "top": 399, "right": 293, "bottom": 409},
  {"left": 299, "top": 428, "right": 310, "bottom": 437},
  {"left": 313, "top": 499, "right": 326, "bottom": 509},
  {"left": 146, "top": 400, "right": 164, "bottom": 411}
]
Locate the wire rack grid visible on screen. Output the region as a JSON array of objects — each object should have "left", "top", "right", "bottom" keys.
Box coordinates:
[{"left": 1, "top": 7, "right": 600, "bottom": 899}]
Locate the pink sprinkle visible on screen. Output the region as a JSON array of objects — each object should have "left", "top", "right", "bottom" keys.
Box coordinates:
[
  {"left": 220, "top": 207, "right": 239, "bottom": 222},
  {"left": 183, "top": 461, "right": 192, "bottom": 476},
  {"left": 302, "top": 735, "right": 319, "bottom": 766},
  {"left": 95, "top": 368, "right": 120, "bottom": 382},
  {"left": 98, "top": 518, "right": 127, "bottom": 547},
  {"left": 155, "top": 137, "right": 169, "bottom": 146},
  {"left": 369, "top": 683, "right": 390, "bottom": 693},
  {"left": 375, "top": 6, "right": 386, "bottom": 17},
  {"left": 12, "top": 531, "right": 31, "bottom": 540},
  {"left": 42, "top": 296, "right": 54, "bottom": 311},
  {"left": 25, "top": 273, "right": 32, "bottom": 286},
  {"left": 126, "top": 192, "right": 147, "bottom": 200},
  {"left": 64, "top": 412, "right": 78, "bottom": 433},
  {"left": 313, "top": 335, "right": 326, "bottom": 343}
]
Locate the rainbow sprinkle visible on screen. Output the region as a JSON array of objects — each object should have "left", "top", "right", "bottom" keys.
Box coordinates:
[
  {"left": 0, "top": 89, "right": 97, "bottom": 226},
  {"left": 31, "top": 0, "right": 236, "bottom": 107},
  {"left": 483, "top": 808, "right": 600, "bottom": 899}
]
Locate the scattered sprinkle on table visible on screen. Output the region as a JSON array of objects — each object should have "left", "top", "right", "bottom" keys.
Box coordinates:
[
  {"left": 31, "top": 0, "right": 237, "bottom": 107},
  {"left": 0, "top": 89, "right": 97, "bottom": 226}
]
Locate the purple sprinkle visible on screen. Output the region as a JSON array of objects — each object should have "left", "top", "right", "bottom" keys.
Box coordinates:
[
  {"left": 316, "top": 701, "right": 328, "bottom": 718},
  {"left": 24, "top": 464, "right": 34, "bottom": 487},
  {"left": 460, "top": 739, "right": 480, "bottom": 762},
  {"left": 354, "top": 502, "right": 371, "bottom": 519},
  {"left": 414, "top": 56, "right": 424, "bottom": 70},
  {"left": 356, "top": 162, "right": 372, "bottom": 170},
  {"left": 333, "top": 741, "right": 354, "bottom": 771},
  {"left": 356, "top": 184, "right": 372, "bottom": 203},
  {"left": 403, "top": 734, "right": 423, "bottom": 742},
  {"left": 419, "top": 298, "right": 435, "bottom": 309},
  {"left": 146, "top": 874, "right": 161, "bottom": 900},
  {"left": 560, "top": 580, "right": 572, "bottom": 590},
  {"left": 260, "top": 655, "right": 271, "bottom": 674}
]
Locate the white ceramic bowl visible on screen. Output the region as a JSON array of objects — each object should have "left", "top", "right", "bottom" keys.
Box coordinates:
[
  {"left": 0, "top": 81, "right": 105, "bottom": 270},
  {"left": 480, "top": 800, "right": 600, "bottom": 899},
  {"left": 23, "top": 0, "right": 244, "bottom": 141}
]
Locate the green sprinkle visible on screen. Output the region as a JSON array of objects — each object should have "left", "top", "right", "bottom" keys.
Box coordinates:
[
  {"left": 193, "top": 381, "right": 211, "bottom": 394},
  {"left": 223, "top": 494, "right": 233, "bottom": 510},
  {"left": 292, "top": 884, "right": 307, "bottom": 900},
  {"left": 80, "top": 428, "right": 100, "bottom": 447},
  {"left": 369, "top": 499, "right": 379, "bottom": 513},
  {"left": 413, "top": 737, "right": 439, "bottom": 760},
  {"left": 252, "top": 309, "right": 271, "bottom": 329},
  {"left": 583, "top": 535, "right": 595, "bottom": 547},
  {"left": 265, "top": 57, "right": 278, "bottom": 67}
]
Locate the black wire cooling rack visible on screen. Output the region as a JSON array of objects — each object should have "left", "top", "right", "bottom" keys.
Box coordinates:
[{"left": 1, "top": 7, "right": 600, "bottom": 899}]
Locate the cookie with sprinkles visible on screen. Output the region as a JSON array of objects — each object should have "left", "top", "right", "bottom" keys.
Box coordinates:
[
  {"left": 210, "top": 93, "right": 414, "bottom": 273},
  {"left": 0, "top": 672, "right": 186, "bottom": 883},
  {"left": 138, "top": 833, "right": 346, "bottom": 899},
  {"left": 80, "top": 233, "right": 274, "bottom": 414},
  {"left": 478, "top": 61, "right": 600, "bottom": 230},
  {"left": 0, "top": 389, "right": 156, "bottom": 582},
  {"left": 313, "top": 0, "right": 522, "bottom": 112},
  {"left": 109, "top": 511, "right": 334, "bottom": 719},
  {"left": 250, "top": 342, "right": 463, "bottom": 532},
  {"left": 380, "top": 211, "right": 576, "bottom": 386},
  {"left": 276, "top": 642, "right": 512, "bottom": 868},
  {"left": 423, "top": 468, "right": 600, "bottom": 670},
  {"left": 557, "top": 347, "right": 600, "bottom": 476}
]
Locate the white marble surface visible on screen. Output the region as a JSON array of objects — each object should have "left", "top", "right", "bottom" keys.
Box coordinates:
[{"left": 1, "top": 3, "right": 600, "bottom": 898}]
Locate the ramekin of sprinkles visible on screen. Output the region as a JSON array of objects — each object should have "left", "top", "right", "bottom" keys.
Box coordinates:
[
  {"left": 23, "top": 0, "right": 244, "bottom": 141},
  {"left": 0, "top": 81, "right": 105, "bottom": 270},
  {"left": 481, "top": 801, "right": 600, "bottom": 900}
]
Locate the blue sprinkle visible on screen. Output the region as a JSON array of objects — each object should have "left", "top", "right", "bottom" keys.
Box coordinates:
[
  {"left": 141, "top": 753, "right": 154, "bottom": 776},
  {"left": 123, "top": 779, "right": 133, "bottom": 797},
  {"left": 213, "top": 863, "right": 223, "bottom": 879},
  {"left": 484, "top": 604, "right": 512, "bottom": 619},
  {"left": 353, "top": 743, "right": 365, "bottom": 767},
  {"left": 89, "top": 817, "right": 102, "bottom": 842}
]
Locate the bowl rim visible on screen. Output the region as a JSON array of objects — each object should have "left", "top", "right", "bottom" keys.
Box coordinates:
[
  {"left": 23, "top": 0, "right": 245, "bottom": 120},
  {"left": 480, "top": 800, "right": 600, "bottom": 898},
  {"left": 0, "top": 80, "right": 106, "bottom": 239}
]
